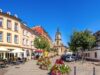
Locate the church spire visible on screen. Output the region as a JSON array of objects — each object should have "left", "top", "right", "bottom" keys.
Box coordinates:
[
  {"left": 57, "top": 27, "right": 59, "bottom": 33},
  {"left": 56, "top": 27, "right": 61, "bottom": 34}
]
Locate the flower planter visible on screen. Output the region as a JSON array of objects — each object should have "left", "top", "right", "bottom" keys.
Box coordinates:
[
  {"left": 40, "top": 65, "right": 48, "bottom": 70},
  {"left": 50, "top": 71, "right": 69, "bottom": 75},
  {"left": 50, "top": 59, "right": 71, "bottom": 75}
]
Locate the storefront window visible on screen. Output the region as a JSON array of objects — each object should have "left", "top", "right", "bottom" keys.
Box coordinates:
[
  {"left": 26, "top": 50, "right": 30, "bottom": 56},
  {"left": 95, "top": 52, "right": 97, "bottom": 58},
  {"left": 87, "top": 53, "right": 90, "bottom": 57},
  {"left": 0, "top": 53, "right": 3, "bottom": 59}
]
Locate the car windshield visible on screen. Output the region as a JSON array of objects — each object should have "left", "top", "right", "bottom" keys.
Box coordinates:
[{"left": 66, "top": 55, "right": 71, "bottom": 58}]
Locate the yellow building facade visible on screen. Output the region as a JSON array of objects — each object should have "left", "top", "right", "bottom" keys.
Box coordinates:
[{"left": 0, "top": 11, "right": 37, "bottom": 60}]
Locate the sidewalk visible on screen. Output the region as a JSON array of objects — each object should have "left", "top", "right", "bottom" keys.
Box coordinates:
[
  {"left": 4, "top": 60, "right": 48, "bottom": 75},
  {"left": 0, "top": 69, "right": 7, "bottom": 75},
  {"left": 4, "top": 56, "right": 59, "bottom": 75}
]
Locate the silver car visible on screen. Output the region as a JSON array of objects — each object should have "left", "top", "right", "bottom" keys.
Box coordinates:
[{"left": 65, "top": 55, "right": 75, "bottom": 62}]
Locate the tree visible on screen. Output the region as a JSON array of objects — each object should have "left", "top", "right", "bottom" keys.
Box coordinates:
[
  {"left": 68, "top": 30, "right": 96, "bottom": 61},
  {"left": 34, "top": 36, "right": 50, "bottom": 51}
]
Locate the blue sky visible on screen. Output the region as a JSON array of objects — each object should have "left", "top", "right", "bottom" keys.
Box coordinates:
[{"left": 0, "top": 0, "right": 100, "bottom": 46}]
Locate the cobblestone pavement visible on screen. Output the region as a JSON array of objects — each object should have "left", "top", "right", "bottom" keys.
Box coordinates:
[
  {"left": 65, "top": 61, "right": 100, "bottom": 75},
  {"left": 0, "top": 69, "right": 7, "bottom": 75},
  {"left": 1, "top": 56, "right": 100, "bottom": 75},
  {"left": 2, "top": 56, "right": 59, "bottom": 75},
  {"left": 4, "top": 60, "right": 48, "bottom": 75}
]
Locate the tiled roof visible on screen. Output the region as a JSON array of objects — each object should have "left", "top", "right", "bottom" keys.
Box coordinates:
[{"left": 32, "top": 26, "right": 44, "bottom": 35}]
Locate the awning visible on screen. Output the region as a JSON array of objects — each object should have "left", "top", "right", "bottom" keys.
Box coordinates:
[
  {"left": 0, "top": 47, "right": 9, "bottom": 52},
  {"left": 9, "top": 48, "right": 24, "bottom": 53},
  {"left": 35, "top": 50, "right": 43, "bottom": 53}
]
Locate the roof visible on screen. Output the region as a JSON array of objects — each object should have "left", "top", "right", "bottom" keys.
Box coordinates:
[
  {"left": 32, "top": 26, "right": 52, "bottom": 41},
  {"left": 94, "top": 31, "right": 100, "bottom": 35},
  {"left": 0, "top": 11, "right": 41, "bottom": 37},
  {"left": 56, "top": 27, "right": 61, "bottom": 35},
  {"left": 0, "top": 12, "right": 21, "bottom": 22},
  {"left": 32, "top": 26, "right": 44, "bottom": 35}
]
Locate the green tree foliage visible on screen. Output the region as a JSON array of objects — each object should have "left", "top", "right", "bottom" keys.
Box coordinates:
[
  {"left": 34, "top": 36, "right": 50, "bottom": 51},
  {"left": 68, "top": 30, "right": 96, "bottom": 52}
]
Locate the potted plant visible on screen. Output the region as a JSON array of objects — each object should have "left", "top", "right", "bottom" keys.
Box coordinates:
[
  {"left": 37, "top": 56, "right": 44, "bottom": 65},
  {"left": 59, "top": 64, "right": 71, "bottom": 75},
  {"left": 50, "top": 59, "right": 71, "bottom": 75},
  {"left": 39, "top": 57, "right": 51, "bottom": 70}
]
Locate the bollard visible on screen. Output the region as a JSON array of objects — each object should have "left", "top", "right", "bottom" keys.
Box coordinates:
[
  {"left": 74, "top": 66, "right": 76, "bottom": 75},
  {"left": 93, "top": 67, "right": 95, "bottom": 75}
]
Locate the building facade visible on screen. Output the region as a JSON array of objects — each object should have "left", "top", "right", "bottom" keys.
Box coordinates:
[
  {"left": 84, "top": 31, "right": 100, "bottom": 61},
  {"left": 0, "top": 11, "right": 38, "bottom": 60},
  {"left": 32, "top": 26, "right": 53, "bottom": 48},
  {"left": 53, "top": 28, "right": 67, "bottom": 55}
]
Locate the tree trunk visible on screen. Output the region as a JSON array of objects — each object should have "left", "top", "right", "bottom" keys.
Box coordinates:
[{"left": 81, "top": 51, "right": 84, "bottom": 63}]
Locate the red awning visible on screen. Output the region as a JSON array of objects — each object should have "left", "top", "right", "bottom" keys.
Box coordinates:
[{"left": 35, "top": 50, "right": 43, "bottom": 53}]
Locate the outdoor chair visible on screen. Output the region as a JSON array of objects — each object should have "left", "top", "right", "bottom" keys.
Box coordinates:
[{"left": 0, "top": 61, "right": 6, "bottom": 68}]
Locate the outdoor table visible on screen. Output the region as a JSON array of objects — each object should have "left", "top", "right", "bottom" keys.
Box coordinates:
[
  {"left": 12, "top": 61, "right": 21, "bottom": 65},
  {"left": 18, "top": 60, "right": 24, "bottom": 63},
  {"left": 0, "top": 61, "right": 4, "bottom": 65},
  {"left": 12, "top": 61, "right": 17, "bottom": 65},
  {"left": 0, "top": 61, "right": 5, "bottom": 68}
]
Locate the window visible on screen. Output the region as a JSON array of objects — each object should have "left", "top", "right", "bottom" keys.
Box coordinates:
[
  {"left": 31, "top": 41, "right": 33, "bottom": 46},
  {"left": 95, "top": 52, "right": 97, "bottom": 58},
  {"left": 87, "top": 53, "right": 90, "bottom": 57},
  {"left": 7, "top": 33, "right": 11, "bottom": 43},
  {"left": 7, "top": 20, "right": 12, "bottom": 29},
  {"left": 22, "top": 39, "right": 25, "bottom": 45},
  {"left": 26, "top": 50, "right": 30, "bottom": 56},
  {"left": 0, "top": 32, "right": 3, "bottom": 42},
  {"left": 14, "top": 23, "right": 18, "bottom": 31},
  {"left": 26, "top": 39, "right": 28, "bottom": 45},
  {"left": 23, "top": 30, "right": 26, "bottom": 36},
  {"left": 14, "top": 35, "right": 18, "bottom": 44},
  {"left": 23, "top": 39, "right": 26, "bottom": 45},
  {"left": 23, "top": 30, "right": 24, "bottom": 35},
  {"left": 0, "top": 18, "right": 3, "bottom": 27},
  {"left": 28, "top": 41, "right": 30, "bottom": 46}
]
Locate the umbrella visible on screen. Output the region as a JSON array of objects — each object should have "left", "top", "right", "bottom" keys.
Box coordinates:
[
  {"left": 9, "top": 48, "right": 24, "bottom": 53},
  {"left": 0, "top": 47, "right": 9, "bottom": 52}
]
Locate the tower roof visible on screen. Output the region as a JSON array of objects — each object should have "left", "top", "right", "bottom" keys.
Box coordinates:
[
  {"left": 55, "top": 28, "right": 62, "bottom": 40},
  {"left": 56, "top": 27, "right": 61, "bottom": 35}
]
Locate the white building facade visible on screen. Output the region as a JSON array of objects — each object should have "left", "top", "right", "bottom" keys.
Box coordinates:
[{"left": 84, "top": 31, "right": 100, "bottom": 61}]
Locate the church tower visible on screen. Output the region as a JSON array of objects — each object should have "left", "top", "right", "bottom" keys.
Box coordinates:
[
  {"left": 54, "top": 28, "right": 66, "bottom": 55},
  {"left": 55, "top": 28, "right": 62, "bottom": 46}
]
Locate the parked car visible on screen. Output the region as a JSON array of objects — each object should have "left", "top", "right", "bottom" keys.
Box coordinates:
[
  {"left": 61, "top": 54, "right": 76, "bottom": 62},
  {"left": 66, "top": 55, "right": 74, "bottom": 62}
]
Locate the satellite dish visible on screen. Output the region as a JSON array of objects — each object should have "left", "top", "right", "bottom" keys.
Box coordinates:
[
  {"left": 14, "top": 14, "right": 18, "bottom": 18},
  {"left": 0, "top": 9, "right": 2, "bottom": 12},
  {"left": 24, "top": 23, "right": 27, "bottom": 26},
  {"left": 7, "top": 11, "right": 11, "bottom": 15}
]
